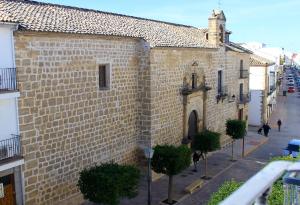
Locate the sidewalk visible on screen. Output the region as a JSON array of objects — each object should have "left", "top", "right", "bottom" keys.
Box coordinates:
[{"left": 117, "top": 131, "right": 268, "bottom": 205}]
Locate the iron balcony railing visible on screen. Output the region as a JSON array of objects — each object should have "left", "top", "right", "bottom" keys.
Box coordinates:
[
  {"left": 0, "top": 135, "right": 21, "bottom": 161},
  {"left": 0, "top": 68, "right": 18, "bottom": 92},
  {"left": 240, "top": 70, "right": 249, "bottom": 79},
  {"left": 218, "top": 85, "right": 228, "bottom": 96},
  {"left": 238, "top": 93, "right": 251, "bottom": 104}
]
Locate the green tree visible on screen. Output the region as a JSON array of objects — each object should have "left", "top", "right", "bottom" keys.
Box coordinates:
[
  {"left": 193, "top": 130, "right": 221, "bottom": 179},
  {"left": 77, "top": 162, "right": 140, "bottom": 205},
  {"left": 226, "top": 119, "right": 246, "bottom": 160},
  {"left": 151, "top": 145, "right": 191, "bottom": 204}
]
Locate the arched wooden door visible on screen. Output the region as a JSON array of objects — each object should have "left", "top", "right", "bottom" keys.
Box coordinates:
[{"left": 188, "top": 111, "right": 198, "bottom": 146}]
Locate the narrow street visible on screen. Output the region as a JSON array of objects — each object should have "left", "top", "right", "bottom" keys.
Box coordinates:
[{"left": 178, "top": 90, "right": 300, "bottom": 205}]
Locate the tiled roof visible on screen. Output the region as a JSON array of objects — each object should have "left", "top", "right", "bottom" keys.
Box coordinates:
[
  {"left": 226, "top": 42, "right": 253, "bottom": 54},
  {"left": 0, "top": 0, "right": 214, "bottom": 48},
  {"left": 250, "top": 54, "right": 275, "bottom": 66}
]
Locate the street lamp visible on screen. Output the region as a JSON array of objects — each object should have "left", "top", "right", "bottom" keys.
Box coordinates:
[{"left": 144, "top": 147, "right": 154, "bottom": 205}]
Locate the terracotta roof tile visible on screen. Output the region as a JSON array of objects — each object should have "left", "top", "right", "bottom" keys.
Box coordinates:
[
  {"left": 0, "top": 0, "right": 214, "bottom": 48},
  {"left": 250, "top": 54, "right": 275, "bottom": 66}
]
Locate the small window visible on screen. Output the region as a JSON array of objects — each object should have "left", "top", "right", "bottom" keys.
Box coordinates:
[
  {"left": 205, "top": 33, "right": 209, "bottom": 40},
  {"left": 99, "top": 64, "right": 110, "bottom": 89},
  {"left": 217, "top": 70, "right": 223, "bottom": 94},
  {"left": 240, "top": 60, "right": 244, "bottom": 70},
  {"left": 192, "top": 73, "right": 197, "bottom": 89}
]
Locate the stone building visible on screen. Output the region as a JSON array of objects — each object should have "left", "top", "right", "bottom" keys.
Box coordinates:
[{"left": 0, "top": 0, "right": 250, "bottom": 204}]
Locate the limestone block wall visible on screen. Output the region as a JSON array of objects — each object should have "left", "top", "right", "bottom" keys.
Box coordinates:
[
  {"left": 14, "top": 32, "right": 145, "bottom": 205},
  {"left": 150, "top": 48, "right": 221, "bottom": 145}
]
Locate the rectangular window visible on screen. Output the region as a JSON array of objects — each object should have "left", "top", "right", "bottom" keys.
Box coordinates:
[
  {"left": 192, "top": 73, "right": 197, "bottom": 89},
  {"left": 239, "top": 83, "right": 243, "bottom": 101},
  {"left": 99, "top": 64, "right": 109, "bottom": 89},
  {"left": 217, "top": 70, "right": 222, "bottom": 94},
  {"left": 240, "top": 60, "right": 244, "bottom": 70}
]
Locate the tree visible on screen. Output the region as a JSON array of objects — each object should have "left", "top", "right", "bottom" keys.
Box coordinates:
[
  {"left": 226, "top": 119, "right": 246, "bottom": 160},
  {"left": 151, "top": 145, "right": 191, "bottom": 204},
  {"left": 193, "top": 130, "right": 221, "bottom": 179},
  {"left": 77, "top": 162, "right": 140, "bottom": 205}
]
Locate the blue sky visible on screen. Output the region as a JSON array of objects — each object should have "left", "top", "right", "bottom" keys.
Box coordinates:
[{"left": 39, "top": 0, "right": 300, "bottom": 52}]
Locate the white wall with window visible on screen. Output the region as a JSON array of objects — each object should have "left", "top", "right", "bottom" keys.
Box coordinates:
[{"left": 0, "top": 22, "right": 19, "bottom": 138}]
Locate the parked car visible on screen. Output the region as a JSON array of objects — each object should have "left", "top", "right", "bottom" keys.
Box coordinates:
[
  {"left": 283, "top": 139, "right": 300, "bottom": 158},
  {"left": 288, "top": 86, "right": 295, "bottom": 93}
]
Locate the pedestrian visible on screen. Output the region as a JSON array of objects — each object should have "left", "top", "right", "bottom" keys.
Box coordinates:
[
  {"left": 277, "top": 119, "right": 282, "bottom": 132},
  {"left": 263, "top": 123, "right": 271, "bottom": 137},
  {"left": 192, "top": 152, "right": 200, "bottom": 172},
  {"left": 257, "top": 127, "right": 263, "bottom": 135}
]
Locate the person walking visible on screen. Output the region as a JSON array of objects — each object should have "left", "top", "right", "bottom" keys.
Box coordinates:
[
  {"left": 277, "top": 119, "right": 282, "bottom": 132},
  {"left": 263, "top": 123, "right": 271, "bottom": 137}
]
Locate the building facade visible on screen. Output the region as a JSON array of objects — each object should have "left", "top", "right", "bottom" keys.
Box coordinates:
[
  {"left": 0, "top": 1, "right": 250, "bottom": 204},
  {"left": 248, "top": 54, "right": 276, "bottom": 126}
]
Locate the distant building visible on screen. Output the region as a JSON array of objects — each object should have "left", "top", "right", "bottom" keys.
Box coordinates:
[{"left": 248, "top": 54, "right": 276, "bottom": 126}]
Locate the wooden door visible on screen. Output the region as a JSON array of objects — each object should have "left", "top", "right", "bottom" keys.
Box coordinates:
[{"left": 0, "top": 174, "right": 16, "bottom": 205}]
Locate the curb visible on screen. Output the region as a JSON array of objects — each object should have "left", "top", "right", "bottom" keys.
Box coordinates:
[{"left": 244, "top": 137, "right": 269, "bottom": 157}]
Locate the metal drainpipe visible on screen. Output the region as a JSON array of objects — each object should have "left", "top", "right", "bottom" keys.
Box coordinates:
[
  {"left": 262, "top": 63, "right": 268, "bottom": 123},
  {"left": 202, "top": 75, "right": 207, "bottom": 130}
]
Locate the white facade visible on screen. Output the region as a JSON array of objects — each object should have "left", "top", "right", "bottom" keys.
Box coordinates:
[
  {"left": 0, "top": 24, "right": 16, "bottom": 68},
  {"left": 249, "top": 66, "right": 265, "bottom": 90},
  {"left": 249, "top": 63, "right": 277, "bottom": 126},
  {"left": 0, "top": 22, "right": 24, "bottom": 205},
  {"left": 0, "top": 23, "right": 19, "bottom": 139},
  {"left": 249, "top": 90, "right": 262, "bottom": 126}
]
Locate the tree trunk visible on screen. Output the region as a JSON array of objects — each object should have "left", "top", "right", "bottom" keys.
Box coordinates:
[
  {"left": 205, "top": 153, "right": 208, "bottom": 177},
  {"left": 167, "top": 175, "right": 173, "bottom": 204},
  {"left": 242, "top": 136, "right": 245, "bottom": 158},
  {"left": 231, "top": 140, "right": 234, "bottom": 161}
]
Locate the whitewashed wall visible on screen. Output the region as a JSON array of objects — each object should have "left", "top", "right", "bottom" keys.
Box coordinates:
[
  {"left": 0, "top": 23, "right": 19, "bottom": 140},
  {"left": 249, "top": 66, "right": 265, "bottom": 90},
  {"left": 249, "top": 90, "right": 263, "bottom": 126},
  {"left": 0, "top": 25, "right": 15, "bottom": 68},
  {"left": 0, "top": 98, "right": 18, "bottom": 139}
]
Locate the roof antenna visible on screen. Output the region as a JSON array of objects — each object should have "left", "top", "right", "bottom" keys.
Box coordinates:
[{"left": 218, "top": 0, "right": 222, "bottom": 9}]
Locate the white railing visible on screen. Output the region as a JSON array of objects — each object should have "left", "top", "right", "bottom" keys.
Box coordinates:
[{"left": 220, "top": 161, "right": 296, "bottom": 205}]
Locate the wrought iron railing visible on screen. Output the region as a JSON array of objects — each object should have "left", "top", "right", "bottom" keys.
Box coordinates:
[
  {"left": 0, "top": 68, "right": 18, "bottom": 92},
  {"left": 240, "top": 70, "right": 249, "bottom": 79},
  {"left": 216, "top": 86, "right": 228, "bottom": 103},
  {"left": 238, "top": 93, "right": 251, "bottom": 104},
  {"left": 0, "top": 135, "right": 21, "bottom": 161}
]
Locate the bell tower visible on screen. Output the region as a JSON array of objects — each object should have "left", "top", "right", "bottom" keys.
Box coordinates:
[{"left": 208, "top": 10, "right": 226, "bottom": 46}]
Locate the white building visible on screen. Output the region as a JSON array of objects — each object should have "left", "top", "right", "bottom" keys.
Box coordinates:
[
  {"left": 248, "top": 54, "right": 276, "bottom": 126},
  {"left": 0, "top": 22, "right": 24, "bottom": 204}
]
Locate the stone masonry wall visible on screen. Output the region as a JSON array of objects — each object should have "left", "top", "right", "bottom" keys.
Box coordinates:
[
  {"left": 149, "top": 47, "right": 250, "bottom": 146},
  {"left": 14, "top": 32, "right": 147, "bottom": 205}
]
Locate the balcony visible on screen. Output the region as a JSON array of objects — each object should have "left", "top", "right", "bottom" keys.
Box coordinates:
[
  {"left": 216, "top": 86, "right": 228, "bottom": 103},
  {"left": 240, "top": 70, "right": 249, "bottom": 79},
  {"left": 220, "top": 161, "right": 298, "bottom": 205},
  {"left": 0, "top": 135, "right": 22, "bottom": 163},
  {"left": 0, "top": 68, "right": 18, "bottom": 93},
  {"left": 181, "top": 84, "right": 211, "bottom": 95},
  {"left": 238, "top": 94, "right": 251, "bottom": 104}
]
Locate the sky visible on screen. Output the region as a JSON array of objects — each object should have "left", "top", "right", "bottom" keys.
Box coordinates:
[{"left": 38, "top": 0, "right": 300, "bottom": 53}]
